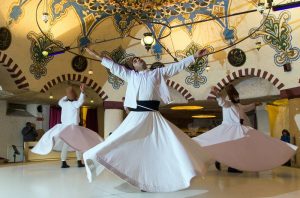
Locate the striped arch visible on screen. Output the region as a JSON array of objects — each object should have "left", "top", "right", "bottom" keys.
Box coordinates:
[
  {"left": 40, "top": 74, "right": 109, "bottom": 101},
  {"left": 166, "top": 79, "right": 195, "bottom": 102},
  {"left": 207, "top": 68, "right": 285, "bottom": 99},
  {"left": 0, "top": 51, "right": 29, "bottom": 89}
]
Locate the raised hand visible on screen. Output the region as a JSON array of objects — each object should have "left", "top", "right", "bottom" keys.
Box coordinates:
[
  {"left": 194, "top": 48, "right": 209, "bottom": 59},
  {"left": 211, "top": 86, "right": 220, "bottom": 97},
  {"left": 80, "top": 83, "right": 85, "bottom": 93}
]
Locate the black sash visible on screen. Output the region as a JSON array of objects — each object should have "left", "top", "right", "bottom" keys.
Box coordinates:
[
  {"left": 240, "top": 119, "right": 244, "bottom": 125},
  {"left": 128, "top": 100, "right": 160, "bottom": 112}
]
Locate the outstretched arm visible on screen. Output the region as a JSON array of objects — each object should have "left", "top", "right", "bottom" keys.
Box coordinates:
[
  {"left": 211, "top": 86, "right": 231, "bottom": 108},
  {"left": 159, "top": 49, "right": 208, "bottom": 78},
  {"left": 58, "top": 96, "right": 67, "bottom": 107},
  {"left": 72, "top": 84, "right": 86, "bottom": 109},
  {"left": 85, "top": 48, "right": 132, "bottom": 81}
]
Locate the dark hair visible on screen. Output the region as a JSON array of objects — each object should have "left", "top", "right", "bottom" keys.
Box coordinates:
[
  {"left": 26, "top": 122, "right": 31, "bottom": 126},
  {"left": 37, "top": 105, "right": 43, "bottom": 113},
  {"left": 123, "top": 57, "right": 139, "bottom": 71},
  {"left": 282, "top": 129, "right": 290, "bottom": 135},
  {"left": 225, "top": 84, "right": 240, "bottom": 103}
]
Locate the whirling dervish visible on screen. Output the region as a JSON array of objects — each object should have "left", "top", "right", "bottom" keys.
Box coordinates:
[
  {"left": 83, "top": 47, "right": 211, "bottom": 192},
  {"left": 193, "top": 85, "right": 298, "bottom": 172},
  {"left": 32, "top": 84, "right": 103, "bottom": 168}
]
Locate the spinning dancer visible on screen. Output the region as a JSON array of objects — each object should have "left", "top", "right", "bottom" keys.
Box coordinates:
[
  {"left": 84, "top": 47, "right": 211, "bottom": 192},
  {"left": 193, "top": 85, "right": 298, "bottom": 172},
  {"left": 32, "top": 84, "right": 103, "bottom": 168}
]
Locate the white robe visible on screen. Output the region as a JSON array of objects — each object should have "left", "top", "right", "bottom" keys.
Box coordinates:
[
  {"left": 193, "top": 97, "right": 298, "bottom": 171},
  {"left": 32, "top": 93, "right": 102, "bottom": 154},
  {"left": 83, "top": 56, "right": 211, "bottom": 192},
  {"left": 102, "top": 56, "right": 195, "bottom": 108}
]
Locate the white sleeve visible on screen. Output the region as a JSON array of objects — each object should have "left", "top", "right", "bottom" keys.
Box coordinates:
[
  {"left": 216, "top": 96, "right": 231, "bottom": 108},
  {"left": 58, "top": 96, "right": 67, "bottom": 107},
  {"left": 158, "top": 56, "right": 195, "bottom": 78},
  {"left": 72, "top": 92, "right": 85, "bottom": 109},
  {"left": 240, "top": 103, "right": 256, "bottom": 112},
  {"left": 101, "top": 57, "right": 132, "bottom": 82}
]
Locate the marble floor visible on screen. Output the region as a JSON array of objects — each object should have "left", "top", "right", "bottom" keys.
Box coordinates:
[{"left": 0, "top": 161, "right": 300, "bottom": 198}]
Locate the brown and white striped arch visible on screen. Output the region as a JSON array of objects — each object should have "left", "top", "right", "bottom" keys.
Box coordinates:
[
  {"left": 166, "top": 79, "right": 195, "bottom": 102},
  {"left": 40, "top": 74, "right": 109, "bottom": 101},
  {"left": 0, "top": 51, "right": 29, "bottom": 89},
  {"left": 207, "top": 68, "right": 285, "bottom": 99}
]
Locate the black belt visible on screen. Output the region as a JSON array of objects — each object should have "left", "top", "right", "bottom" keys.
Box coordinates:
[
  {"left": 128, "top": 100, "right": 160, "bottom": 111},
  {"left": 240, "top": 119, "right": 244, "bottom": 125}
]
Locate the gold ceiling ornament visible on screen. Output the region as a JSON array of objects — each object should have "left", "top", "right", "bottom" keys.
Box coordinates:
[{"left": 114, "top": 0, "right": 184, "bottom": 8}]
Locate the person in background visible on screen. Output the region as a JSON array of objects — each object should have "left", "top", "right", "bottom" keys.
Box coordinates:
[
  {"left": 281, "top": 129, "right": 292, "bottom": 166},
  {"left": 32, "top": 84, "right": 103, "bottom": 168},
  {"left": 193, "top": 85, "right": 297, "bottom": 173},
  {"left": 22, "top": 122, "right": 38, "bottom": 142}
]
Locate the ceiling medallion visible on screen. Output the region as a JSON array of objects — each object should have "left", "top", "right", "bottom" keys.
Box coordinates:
[
  {"left": 0, "top": 27, "right": 12, "bottom": 50},
  {"left": 72, "top": 55, "right": 88, "bottom": 73},
  {"left": 227, "top": 48, "right": 246, "bottom": 67}
]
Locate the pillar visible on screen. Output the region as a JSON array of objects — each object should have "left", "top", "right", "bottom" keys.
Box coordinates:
[{"left": 103, "top": 101, "right": 124, "bottom": 139}]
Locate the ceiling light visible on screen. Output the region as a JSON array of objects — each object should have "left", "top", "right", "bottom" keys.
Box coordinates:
[
  {"left": 192, "top": 115, "right": 216, "bottom": 119},
  {"left": 88, "top": 69, "right": 93, "bottom": 75},
  {"left": 42, "top": 50, "right": 49, "bottom": 56},
  {"left": 42, "top": 12, "right": 49, "bottom": 23},
  {"left": 257, "top": 3, "right": 265, "bottom": 14},
  {"left": 206, "top": 65, "right": 211, "bottom": 71},
  {"left": 255, "top": 41, "right": 262, "bottom": 51},
  {"left": 171, "top": 106, "right": 203, "bottom": 110},
  {"left": 90, "top": 99, "right": 94, "bottom": 103},
  {"left": 141, "top": 33, "right": 156, "bottom": 51}
]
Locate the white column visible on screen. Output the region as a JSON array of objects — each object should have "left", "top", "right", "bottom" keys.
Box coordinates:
[
  {"left": 256, "top": 104, "right": 270, "bottom": 136},
  {"left": 104, "top": 109, "right": 123, "bottom": 139}
]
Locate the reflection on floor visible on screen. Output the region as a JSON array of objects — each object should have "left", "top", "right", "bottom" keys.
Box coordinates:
[{"left": 0, "top": 161, "right": 300, "bottom": 198}]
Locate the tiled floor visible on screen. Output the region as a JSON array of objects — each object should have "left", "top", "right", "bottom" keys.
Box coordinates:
[{"left": 0, "top": 161, "right": 300, "bottom": 198}]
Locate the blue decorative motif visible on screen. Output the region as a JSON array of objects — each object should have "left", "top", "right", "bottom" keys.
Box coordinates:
[
  {"left": 47, "top": 0, "right": 233, "bottom": 46},
  {"left": 8, "top": 0, "right": 30, "bottom": 24},
  {"left": 176, "top": 42, "right": 213, "bottom": 88}
]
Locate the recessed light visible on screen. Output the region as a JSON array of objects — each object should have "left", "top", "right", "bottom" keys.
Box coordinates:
[
  {"left": 171, "top": 106, "right": 203, "bottom": 110},
  {"left": 192, "top": 115, "right": 216, "bottom": 119}
]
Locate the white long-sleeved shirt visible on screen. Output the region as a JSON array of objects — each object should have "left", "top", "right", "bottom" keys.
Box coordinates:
[
  {"left": 58, "top": 92, "right": 85, "bottom": 125},
  {"left": 216, "top": 96, "right": 256, "bottom": 126},
  {"left": 101, "top": 56, "right": 195, "bottom": 108}
]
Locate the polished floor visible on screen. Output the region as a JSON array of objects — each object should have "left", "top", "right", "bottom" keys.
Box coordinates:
[{"left": 0, "top": 161, "right": 300, "bottom": 198}]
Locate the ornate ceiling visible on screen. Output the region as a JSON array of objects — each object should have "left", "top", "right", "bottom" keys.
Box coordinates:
[
  {"left": 0, "top": 0, "right": 300, "bottom": 104},
  {"left": 8, "top": 0, "right": 254, "bottom": 47}
]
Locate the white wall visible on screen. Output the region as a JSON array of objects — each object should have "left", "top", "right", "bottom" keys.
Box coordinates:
[
  {"left": 0, "top": 100, "right": 36, "bottom": 161},
  {"left": 26, "top": 104, "right": 50, "bottom": 131},
  {"left": 235, "top": 78, "right": 280, "bottom": 99},
  {"left": 256, "top": 104, "right": 271, "bottom": 136}
]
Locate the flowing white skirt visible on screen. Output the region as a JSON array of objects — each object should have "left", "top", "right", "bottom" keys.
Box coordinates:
[
  {"left": 193, "top": 123, "right": 298, "bottom": 171},
  {"left": 83, "top": 111, "right": 211, "bottom": 192},
  {"left": 32, "top": 124, "right": 102, "bottom": 155}
]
